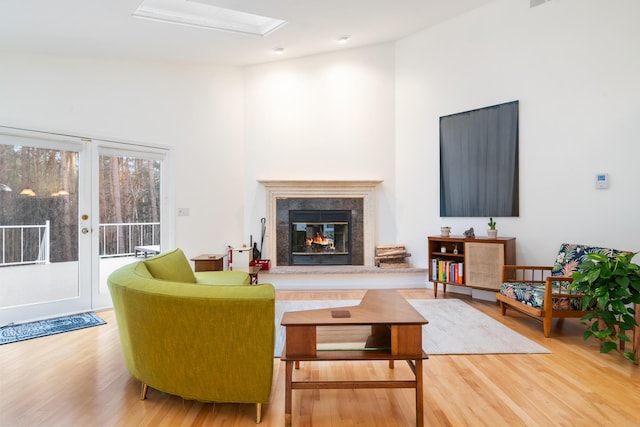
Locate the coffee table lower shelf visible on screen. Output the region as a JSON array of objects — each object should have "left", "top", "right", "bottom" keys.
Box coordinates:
[{"left": 281, "top": 349, "right": 428, "bottom": 427}]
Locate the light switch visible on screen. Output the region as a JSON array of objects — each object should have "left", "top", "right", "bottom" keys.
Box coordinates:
[{"left": 177, "top": 208, "right": 190, "bottom": 216}]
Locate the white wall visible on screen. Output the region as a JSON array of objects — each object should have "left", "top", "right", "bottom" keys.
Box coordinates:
[
  {"left": 243, "top": 44, "right": 397, "bottom": 257},
  {"left": 2, "top": 0, "right": 638, "bottom": 272},
  {"left": 396, "top": 0, "right": 640, "bottom": 267},
  {"left": 0, "top": 53, "right": 245, "bottom": 258}
]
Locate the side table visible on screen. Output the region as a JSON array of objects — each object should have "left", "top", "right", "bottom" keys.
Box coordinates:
[{"left": 191, "top": 254, "right": 225, "bottom": 272}]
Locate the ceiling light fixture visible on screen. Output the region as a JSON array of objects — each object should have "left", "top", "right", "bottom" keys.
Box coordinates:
[
  {"left": 336, "top": 35, "right": 350, "bottom": 44},
  {"left": 273, "top": 47, "right": 285, "bottom": 55},
  {"left": 132, "top": 0, "right": 287, "bottom": 37}
]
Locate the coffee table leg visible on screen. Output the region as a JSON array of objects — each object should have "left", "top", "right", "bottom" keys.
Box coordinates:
[
  {"left": 285, "top": 360, "right": 293, "bottom": 427},
  {"left": 415, "top": 359, "right": 424, "bottom": 427}
]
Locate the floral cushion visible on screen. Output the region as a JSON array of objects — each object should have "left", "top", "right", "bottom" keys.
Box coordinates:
[
  {"left": 550, "top": 243, "right": 621, "bottom": 277},
  {"left": 499, "top": 281, "right": 582, "bottom": 310},
  {"left": 499, "top": 243, "right": 622, "bottom": 310}
]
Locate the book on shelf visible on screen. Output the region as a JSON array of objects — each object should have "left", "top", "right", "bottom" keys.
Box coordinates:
[{"left": 432, "top": 259, "right": 464, "bottom": 284}]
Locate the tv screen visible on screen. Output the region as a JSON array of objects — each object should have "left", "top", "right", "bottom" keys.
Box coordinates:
[{"left": 439, "top": 100, "right": 519, "bottom": 217}]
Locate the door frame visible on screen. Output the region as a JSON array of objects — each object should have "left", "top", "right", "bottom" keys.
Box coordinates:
[{"left": 0, "top": 125, "right": 174, "bottom": 323}]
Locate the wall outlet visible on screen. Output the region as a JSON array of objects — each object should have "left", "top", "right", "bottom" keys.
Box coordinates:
[{"left": 177, "top": 208, "right": 190, "bottom": 216}]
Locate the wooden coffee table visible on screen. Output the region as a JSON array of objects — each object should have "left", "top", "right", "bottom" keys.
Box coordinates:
[{"left": 280, "top": 289, "right": 428, "bottom": 426}]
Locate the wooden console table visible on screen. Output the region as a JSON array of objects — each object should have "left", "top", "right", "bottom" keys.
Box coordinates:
[
  {"left": 280, "top": 290, "right": 428, "bottom": 426},
  {"left": 190, "top": 254, "right": 225, "bottom": 272}
]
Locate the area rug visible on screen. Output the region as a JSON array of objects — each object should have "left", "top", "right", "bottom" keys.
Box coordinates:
[
  {"left": 0, "top": 312, "right": 106, "bottom": 345},
  {"left": 274, "top": 299, "right": 550, "bottom": 356}
]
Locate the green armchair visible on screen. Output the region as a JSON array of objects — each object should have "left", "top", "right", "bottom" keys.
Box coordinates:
[{"left": 107, "top": 248, "right": 275, "bottom": 423}]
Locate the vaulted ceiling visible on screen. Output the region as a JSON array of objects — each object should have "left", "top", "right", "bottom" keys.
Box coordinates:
[{"left": 0, "top": 0, "right": 495, "bottom": 66}]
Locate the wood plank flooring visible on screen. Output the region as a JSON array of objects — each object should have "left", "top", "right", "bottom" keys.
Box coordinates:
[{"left": 1, "top": 288, "right": 639, "bottom": 426}]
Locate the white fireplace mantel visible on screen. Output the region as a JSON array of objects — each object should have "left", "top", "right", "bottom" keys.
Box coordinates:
[{"left": 258, "top": 180, "right": 383, "bottom": 267}]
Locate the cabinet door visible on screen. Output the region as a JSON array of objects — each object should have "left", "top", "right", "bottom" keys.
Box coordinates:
[{"left": 464, "top": 242, "right": 505, "bottom": 290}]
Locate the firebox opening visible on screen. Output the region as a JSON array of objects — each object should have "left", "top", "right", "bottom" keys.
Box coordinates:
[{"left": 290, "top": 210, "right": 352, "bottom": 265}]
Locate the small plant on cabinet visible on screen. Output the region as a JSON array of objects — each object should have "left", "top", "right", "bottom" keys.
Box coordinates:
[
  {"left": 487, "top": 218, "right": 498, "bottom": 239},
  {"left": 488, "top": 218, "right": 496, "bottom": 230}
]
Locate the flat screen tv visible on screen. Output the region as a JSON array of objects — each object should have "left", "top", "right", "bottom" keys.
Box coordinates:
[{"left": 439, "top": 100, "right": 519, "bottom": 217}]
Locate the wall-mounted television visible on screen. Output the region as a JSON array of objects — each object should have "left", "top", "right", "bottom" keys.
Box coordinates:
[{"left": 439, "top": 100, "right": 519, "bottom": 217}]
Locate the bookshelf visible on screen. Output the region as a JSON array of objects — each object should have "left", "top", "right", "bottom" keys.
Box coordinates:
[{"left": 428, "top": 236, "right": 515, "bottom": 298}]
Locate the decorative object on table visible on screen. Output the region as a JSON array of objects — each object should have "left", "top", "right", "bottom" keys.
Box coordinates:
[
  {"left": 440, "top": 226, "right": 451, "bottom": 237},
  {"left": 375, "top": 244, "right": 411, "bottom": 268},
  {"left": 463, "top": 227, "right": 475, "bottom": 238},
  {"left": 570, "top": 250, "right": 640, "bottom": 363},
  {"left": 487, "top": 217, "right": 498, "bottom": 239}
]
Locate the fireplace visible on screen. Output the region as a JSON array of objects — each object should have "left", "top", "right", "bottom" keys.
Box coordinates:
[
  {"left": 290, "top": 210, "right": 352, "bottom": 265},
  {"left": 259, "top": 180, "right": 382, "bottom": 267},
  {"left": 275, "top": 197, "right": 364, "bottom": 266}
]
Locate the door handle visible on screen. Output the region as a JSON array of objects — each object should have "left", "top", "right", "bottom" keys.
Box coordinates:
[{"left": 81, "top": 227, "right": 89, "bottom": 234}]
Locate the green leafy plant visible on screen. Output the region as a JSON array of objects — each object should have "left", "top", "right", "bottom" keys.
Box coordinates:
[
  {"left": 570, "top": 251, "right": 640, "bottom": 362},
  {"left": 488, "top": 218, "right": 496, "bottom": 230}
]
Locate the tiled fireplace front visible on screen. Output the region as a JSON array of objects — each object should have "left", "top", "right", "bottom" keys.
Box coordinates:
[{"left": 276, "top": 198, "right": 364, "bottom": 266}]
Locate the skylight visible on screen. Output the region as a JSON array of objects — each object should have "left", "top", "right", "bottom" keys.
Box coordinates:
[{"left": 132, "top": 0, "right": 287, "bottom": 37}]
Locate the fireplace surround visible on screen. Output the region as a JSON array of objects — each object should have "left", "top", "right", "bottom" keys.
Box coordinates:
[{"left": 259, "top": 180, "right": 382, "bottom": 268}]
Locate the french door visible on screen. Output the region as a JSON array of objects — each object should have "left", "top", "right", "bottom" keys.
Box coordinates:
[
  {"left": 92, "top": 143, "right": 170, "bottom": 309},
  {"left": 0, "top": 127, "right": 171, "bottom": 325}
]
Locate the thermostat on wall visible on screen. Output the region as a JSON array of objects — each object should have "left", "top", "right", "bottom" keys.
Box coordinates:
[{"left": 595, "top": 173, "right": 609, "bottom": 189}]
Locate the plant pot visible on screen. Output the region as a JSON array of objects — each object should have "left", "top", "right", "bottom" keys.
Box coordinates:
[
  {"left": 440, "top": 227, "right": 451, "bottom": 237},
  {"left": 487, "top": 229, "right": 498, "bottom": 239}
]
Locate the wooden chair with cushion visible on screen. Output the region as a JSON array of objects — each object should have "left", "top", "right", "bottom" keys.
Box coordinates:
[{"left": 496, "top": 243, "right": 625, "bottom": 337}]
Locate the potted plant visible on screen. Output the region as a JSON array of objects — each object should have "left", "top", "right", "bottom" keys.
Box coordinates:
[
  {"left": 487, "top": 218, "right": 497, "bottom": 239},
  {"left": 570, "top": 251, "right": 640, "bottom": 362},
  {"left": 440, "top": 226, "right": 451, "bottom": 237}
]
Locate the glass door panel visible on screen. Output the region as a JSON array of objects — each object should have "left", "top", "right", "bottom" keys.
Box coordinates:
[
  {"left": 0, "top": 134, "right": 89, "bottom": 325},
  {"left": 93, "top": 145, "right": 165, "bottom": 309}
]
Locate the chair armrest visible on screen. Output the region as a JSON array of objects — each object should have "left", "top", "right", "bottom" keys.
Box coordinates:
[
  {"left": 501, "top": 265, "right": 553, "bottom": 283},
  {"left": 543, "top": 275, "right": 583, "bottom": 312}
]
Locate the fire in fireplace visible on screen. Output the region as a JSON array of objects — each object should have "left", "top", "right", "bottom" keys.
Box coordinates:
[{"left": 290, "top": 210, "right": 352, "bottom": 265}]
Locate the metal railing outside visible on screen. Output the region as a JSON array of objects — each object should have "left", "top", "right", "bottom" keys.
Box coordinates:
[
  {"left": 99, "top": 222, "right": 160, "bottom": 258},
  {"left": 0, "top": 221, "right": 159, "bottom": 265},
  {"left": 0, "top": 221, "right": 50, "bottom": 266}
]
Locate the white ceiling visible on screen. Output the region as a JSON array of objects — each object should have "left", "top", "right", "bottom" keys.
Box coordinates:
[{"left": 0, "top": 0, "right": 495, "bottom": 66}]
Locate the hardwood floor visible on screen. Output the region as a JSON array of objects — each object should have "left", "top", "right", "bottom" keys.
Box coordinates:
[{"left": 1, "top": 288, "right": 639, "bottom": 427}]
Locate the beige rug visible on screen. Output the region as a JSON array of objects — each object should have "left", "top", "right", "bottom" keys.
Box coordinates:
[{"left": 274, "top": 298, "right": 550, "bottom": 357}]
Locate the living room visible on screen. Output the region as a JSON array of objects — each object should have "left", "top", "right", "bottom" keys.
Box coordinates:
[
  {"left": 2, "top": 0, "right": 637, "bottom": 271},
  {"left": 1, "top": 0, "right": 639, "bottom": 425}
]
